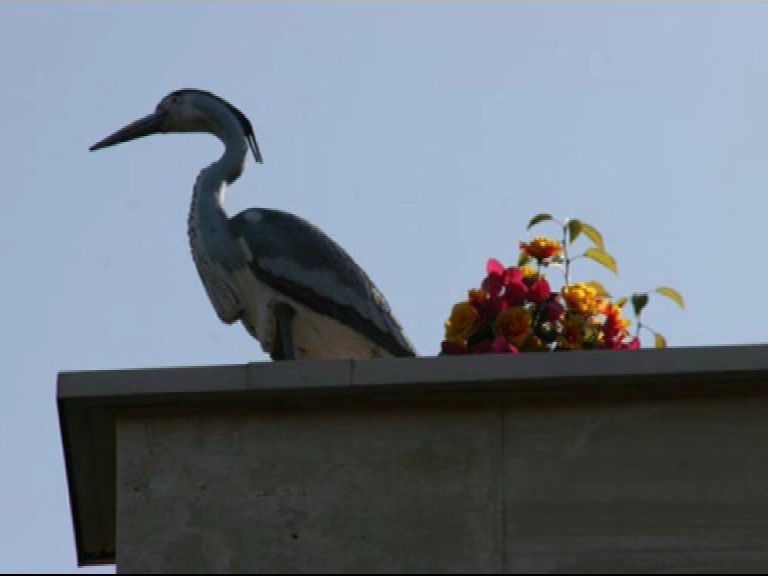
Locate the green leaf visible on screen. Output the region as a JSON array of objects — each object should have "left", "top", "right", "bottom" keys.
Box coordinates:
[
  {"left": 631, "top": 293, "right": 649, "bottom": 317},
  {"left": 567, "top": 219, "right": 583, "bottom": 244},
  {"left": 586, "top": 281, "right": 611, "bottom": 298},
  {"left": 527, "top": 213, "right": 553, "bottom": 230},
  {"left": 580, "top": 221, "right": 605, "bottom": 251},
  {"left": 584, "top": 248, "right": 618, "bottom": 274},
  {"left": 615, "top": 297, "right": 628, "bottom": 309},
  {"left": 654, "top": 332, "right": 667, "bottom": 348},
  {"left": 517, "top": 252, "right": 531, "bottom": 267},
  {"left": 655, "top": 286, "right": 685, "bottom": 310}
]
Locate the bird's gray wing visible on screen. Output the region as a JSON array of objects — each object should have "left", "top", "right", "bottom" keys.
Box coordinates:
[{"left": 228, "top": 209, "right": 416, "bottom": 357}]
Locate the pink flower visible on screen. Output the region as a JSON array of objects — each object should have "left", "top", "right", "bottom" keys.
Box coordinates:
[
  {"left": 471, "top": 337, "right": 519, "bottom": 355},
  {"left": 482, "top": 259, "right": 505, "bottom": 297},
  {"left": 490, "top": 336, "right": 519, "bottom": 354},
  {"left": 487, "top": 258, "right": 505, "bottom": 276},
  {"left": 622, "top": 338, "right": 641, "bottom": 350}
]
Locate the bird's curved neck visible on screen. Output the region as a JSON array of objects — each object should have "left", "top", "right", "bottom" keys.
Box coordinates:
[
  {"left": 188, "top": 109, "right": 250, "bottom": 270},
  {"left": 190, "top": 100, "right": 250, "bottom": 221},
  {"left": 207, "top": 108, "right": 250, "bottom": 186}
]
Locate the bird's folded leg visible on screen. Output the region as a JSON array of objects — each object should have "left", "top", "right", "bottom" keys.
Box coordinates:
[{"left": 271, "top": 301, "right": 297, "bottom": 361}]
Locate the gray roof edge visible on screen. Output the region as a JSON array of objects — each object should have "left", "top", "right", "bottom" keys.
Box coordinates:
[{"left": 57, "top": 344, "right": 768, "bottom": 403}]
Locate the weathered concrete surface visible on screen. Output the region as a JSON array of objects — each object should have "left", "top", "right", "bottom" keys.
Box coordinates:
[
  {"left": 117, "top": 409, "right": 502, "bottom": 574},
  {"left": 504, "top": 397, "right": 768, "bottom": 573},
  {"left": 115, "top": 395, "right": 768, "bottom": 574}
]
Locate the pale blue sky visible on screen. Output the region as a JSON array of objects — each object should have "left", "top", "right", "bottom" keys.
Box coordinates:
[{"left": 2, "top": 2, "right": 768, "bottom": 572}]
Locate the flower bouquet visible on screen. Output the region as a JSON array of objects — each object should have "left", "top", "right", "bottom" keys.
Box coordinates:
[{"left": 440, "top": 214, "right": 684, "bottom": 355}]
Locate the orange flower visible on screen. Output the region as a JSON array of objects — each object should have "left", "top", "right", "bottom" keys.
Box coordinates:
[
  {"left": 600, "top": 302, "right": 632, "bottom": 348},
  {"left": 496, "top": 306, "right": 532, "bottom": 347},
  {"left": 603, "top": 302, "right": 630, "bottom": 329},
  {"left": 445, "top": 301, "right": 481, "bottom": 341},
  {"left": 562, "top": 283, "right": 601, "bottom": 316},
  {"left": 519, "top": 237, "right": 563, "bottom": 261}
]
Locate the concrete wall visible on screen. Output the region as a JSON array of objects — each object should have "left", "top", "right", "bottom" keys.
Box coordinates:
[{"left": 115, "top": 394, "right": 768, "bottom": 573}]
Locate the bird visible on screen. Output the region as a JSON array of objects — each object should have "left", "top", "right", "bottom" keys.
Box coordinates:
[{"left": 90, "top": 89, "right": 416, "bottom": 361}]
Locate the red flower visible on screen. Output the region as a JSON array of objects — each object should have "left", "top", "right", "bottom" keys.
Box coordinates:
[
  {"left": 482, "top": 274, "right": 503, "bottom": 297},
  {"left": 528, "top": 277, "right": 551, "bottom": 304},
  {"left": 599, "top": 303, "right": 632, "bottom": 349},
  {"left": 441, "top": 340, "right": 468, "bottom": 355},
  {"left": 502, "top": 267, "right": 528, "bottom": 307},
  {"left": 469, "top": 288, "right": 505, "bottom": 320},
  {"left": 503, "top": 266, "right": 523, "bottom": 285},
  {"left": 471, "top": 339, "right": 492, "bottom": 354},
  {"left": 482, "top": 259, "right": 505, "bottom": 297},
  {"left": 543, "top": 295, "right": 564, "bottom": 322},
  {"left": 520, "top": 238, "right": 563, "bottom": 260}
]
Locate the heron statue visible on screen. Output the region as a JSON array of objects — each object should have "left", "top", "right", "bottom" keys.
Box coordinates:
[{"left": 90, "top": 89, "right": 416, "bottom": 361}]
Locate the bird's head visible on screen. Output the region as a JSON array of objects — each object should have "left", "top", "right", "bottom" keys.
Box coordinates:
[{"left": 89, "top": 89, "right": 262, "bottom": 163}]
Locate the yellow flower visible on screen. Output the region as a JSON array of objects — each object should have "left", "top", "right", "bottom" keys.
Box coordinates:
[
  {"left": 562, "top": 283, "right": 601, "bottom": 316},
  {"left": 445, "top": 301, "right": 480, "bottom": 341},
  {"left": 520, "top": 237, "right": 563, "bottom": 260},
  {"left": 520, "top": 265, "right": 539, "bottom": 279},
  {"left": 496, "top": 306, "right": 532, "bottom": 347}
]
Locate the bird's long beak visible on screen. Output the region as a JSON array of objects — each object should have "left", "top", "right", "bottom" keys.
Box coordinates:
[{"left": 89, "top": 111, "right": 167, "bottom": 152}]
